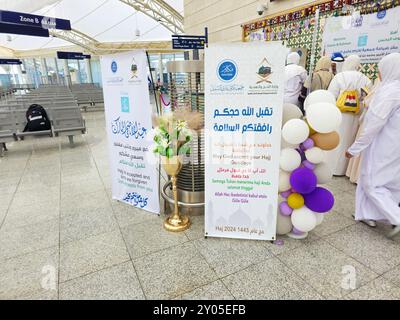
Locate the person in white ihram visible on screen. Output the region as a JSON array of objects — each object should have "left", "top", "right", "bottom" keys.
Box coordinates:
[
  {"left": 327, "top": 55, "right": 372, "bottom": 176},
  {"left": 346, "top": 53, "right": 400, "bottom": 238},
  {"left": 284, "top": 52, "right": 308, "bottom": 108}
]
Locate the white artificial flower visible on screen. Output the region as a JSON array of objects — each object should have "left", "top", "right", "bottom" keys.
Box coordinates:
[{"left": 176, "top": 120, "right": 187, "bottom": 131}]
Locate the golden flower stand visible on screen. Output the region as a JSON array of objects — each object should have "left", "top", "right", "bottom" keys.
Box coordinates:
[{"left": 161, "top": 156, "right": 191, "bottom": 232}]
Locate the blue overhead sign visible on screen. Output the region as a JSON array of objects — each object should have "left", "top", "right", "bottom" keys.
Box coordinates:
[
  {"left": 57, "top": 51, "right": 91, "bottom": 60},
  {"left": 172, "top": 37, "right": 205, "bottom": 50},
  {"left": 0, "top": 22, "right": 49, "bottom": 37},
  {"left": 0, "top": 10, "right": 71, "bottom": 30},
  {"left": 0, "top": 58, "right": 22, "bottom": 65},
  {"left": 172, "top": 27, "right": 208, "bottom": 50}
]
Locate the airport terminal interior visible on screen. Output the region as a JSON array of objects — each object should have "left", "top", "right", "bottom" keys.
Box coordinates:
[{"left": 1, "top": 0, "right": 400, "bottom": 301}]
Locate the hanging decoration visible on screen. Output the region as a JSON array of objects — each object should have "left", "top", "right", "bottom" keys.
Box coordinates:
[
  {"left": 243, "top": 0, "right": 399, "bottom": 33},
  {"left": 243, "top": 0, "right": 399, "bottom": 79}
]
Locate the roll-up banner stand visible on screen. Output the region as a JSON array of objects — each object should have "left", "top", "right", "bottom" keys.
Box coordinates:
[
  {"left": 100, "top": 50, "right": 160, "bottom": 214},
  {"left": 323, "top": 6, "right": 400, "bottom": 63},
  {"left": 205, "top": 42, "right": 286, "bottom": 241}
]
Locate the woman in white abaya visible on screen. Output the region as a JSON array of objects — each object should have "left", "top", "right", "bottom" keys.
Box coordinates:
[
  {"left": 346, "top": 53, "right": 400, "bottom": 238},
  {"left": 327, "top": 55, "right": 372, "bottom": 176},
  {"left": 284, "top": 52, "right": 308, "bottom": 108}
]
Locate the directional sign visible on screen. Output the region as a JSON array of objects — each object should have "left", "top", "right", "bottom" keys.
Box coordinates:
[
  {"left": 0, "top": 10, "right": 71, "bottom": 30},
  {"left": 0, "top": 58, "right": 22, "bottom": 65},
  {"left": 0, "top": 22, "right": 49, "bottom": 37},
  {"left": 172, "top": 28, "right": 208, "bottom": 50},
  {"left": 57, "top": 51, "right": 91, "bottom": 60},
  {"left": 172, "top": 37, "right": 205, "bottom": 50}
]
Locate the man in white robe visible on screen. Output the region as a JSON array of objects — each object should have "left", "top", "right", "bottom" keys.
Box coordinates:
[
  {"left": 346, "top": 53, "right": 400, "bottom": 238},
  {"left": 284, "top": 52, "right": 307, "bottom": 108},
  {"left": 327, "top": 55, "right": 372, "bottom": 176}
]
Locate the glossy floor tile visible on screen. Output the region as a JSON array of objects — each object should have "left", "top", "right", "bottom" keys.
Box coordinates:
[{"left": 1, "top": 111, "right": 400, "bottom": 300}]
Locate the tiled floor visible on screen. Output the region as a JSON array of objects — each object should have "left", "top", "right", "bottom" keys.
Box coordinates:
[{"left": 1, "top": 111, "right": 400, "bottom": 300}]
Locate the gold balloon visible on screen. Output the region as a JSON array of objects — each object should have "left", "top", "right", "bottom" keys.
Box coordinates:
[
  {"left": 288, "top": 193, "right": 305, "bottom": 209},
  {"left": 311, "top": 132, "right": 340, "bottom": 151}
]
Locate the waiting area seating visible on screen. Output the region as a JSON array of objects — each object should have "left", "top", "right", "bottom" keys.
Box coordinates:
[
  {"left": 69, "top": 83, "right": 104, "bottom": 111},
  {"left": 0, "top": 84, "right": 37, "bottom": 99},
  {"left": 0, "top": 85, "right": 86, "bottom": 156}
]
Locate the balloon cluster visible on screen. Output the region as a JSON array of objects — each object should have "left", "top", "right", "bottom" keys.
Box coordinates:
[{"left": 277, "top": 90, "right": 342, "bottom": 239}]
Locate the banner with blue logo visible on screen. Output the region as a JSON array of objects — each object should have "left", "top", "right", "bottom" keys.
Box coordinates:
[
  {"left": 100, "top": 51, "right": 160, "bottom": 214},
  {"left": 205, "top": 42, "right": 287, "bottom": 241},
  {"left": 323, "top": 6, "right": 400, "bottom": 63}
]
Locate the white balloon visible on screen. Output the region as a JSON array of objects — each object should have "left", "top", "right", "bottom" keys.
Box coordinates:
[
  {"left": 304, "top": 90, "right": 336, "bottom": 110},
  {"left": 315, "top": 214, "right": 324, "bottom": 226},
  {"left": 280, "top": 148, "right": 301, "bottom": 172},
  {"left": 305, "top": 147, "right": 325, "bottom": 164},
  {"left": 277, "top": 213, "right": 293, "bottom": 235},
  {"left": 306, "top": 103, "right": 342, "bottom": 133},
  {"left": 291, "top": 207, "right": 317, "bottom": 233},
  {"left": 279, "top": 170, "right": 291, "bottom": 192},
  {"left": 282, "top": 119, "right": 310, "bottom": 145},
  {"left": 314, "top": 162, "right": 333, "bottom": 184},
  {"left": 283, "top": 103, "right": 303, "bottom": 126}
]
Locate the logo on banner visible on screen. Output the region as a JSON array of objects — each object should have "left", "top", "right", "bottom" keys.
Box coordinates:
[
  {"left": 217, "top": 60, "right": 238, "bottom": 82},
  {"left": 358, "top": 35, "right": 368, "bottom": 47},
  {"left": 111, "top": 61, "right": 118, "bottom": 73},
  {"left": 120, "top": 96, "right": 130, "bottom": 113},
  {"left": 248, "top": 57, "right": 279, "bottom": 95},
  {"left": 130, "top": 58, "right": 138, "bottom": 79},
  {"left": 351, "top": 15, "right": 363, "bottom": 28},
  {"left": 377, "top": 10, "right": 387, "bottom": 19},
  {"left": 256, "top": 58, "right": 273, "bottom": 84}
]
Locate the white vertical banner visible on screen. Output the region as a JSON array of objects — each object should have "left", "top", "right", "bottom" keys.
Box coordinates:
[
  {"left": 101, "top": 50, "right": 160, "bottom": 214},
  {"left": 205, "top": 42, "right": 286, "bottom": 241}
]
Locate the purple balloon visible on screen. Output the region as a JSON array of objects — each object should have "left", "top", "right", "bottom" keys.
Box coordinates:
[
  {"left": 304, "top": 187, "right": 335, "bottom": 213},
  {"left": 290, "top": 167, "right": 317, "bottom": 195},
  {"left": 303, "top": 160, "right": 316, "bottom": 170},
  {"left": 292, "top": 227, "right": 306, "bottom": 235},
  {"left": 296, "top": 148, "right": 307, "bottom": 162},
  {"left": 302, "top": 138, "right": 315, "bottom": 150},
  {"left": 281, "top": 190, "right": 292, "bottom": 199},
  {"left": 279, "top": 202, "right": 293, "bottom": 216}
]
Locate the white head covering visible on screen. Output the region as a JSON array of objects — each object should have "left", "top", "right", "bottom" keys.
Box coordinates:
[
  {"left": 370, "top": 53, "right": 400, "bottom": 119},
  {"left": 342, "top": 55, "right": 361, "bottom": 71},
  {"left": 286, "top": 52, "right": 301, "bottom": 66},
  {"left": 379, "top": 52, "right": 400, "bottom": 85}
]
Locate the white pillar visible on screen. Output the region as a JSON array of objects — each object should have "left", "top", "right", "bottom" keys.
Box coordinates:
[
  {"left": 32, "top": 58, "right": 40, "bottom": 88},
  {"left": 63, "top": 59, "right": 72, "bottom": 86},
  {"left": 158, "top": 54, "right": 163, "bottom": 84},
  {"left": 41, "top": 58, "right": 48, "bottom": 84},
  {"left": 54, "top": 58, "right": 61, "bottom": 84},
  {"left": 77, "top": 59, "right": 82, "bottom": 84},
  {"left": 15, "top": 64, "right": 22, "bottom": 85},
  {"left": 85, "top": 59, "right": 93, "bottom": 83}
]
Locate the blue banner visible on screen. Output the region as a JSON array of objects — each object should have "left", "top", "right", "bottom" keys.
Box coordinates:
[
  {"left": 0, "top": 58, "right": 22, "bottom": 65},
  {"left": 0, "top": 22, "right": 49, "bottom": 37},
  {"left": 0, "top": 10, "right": 71, "bottom": 30}
]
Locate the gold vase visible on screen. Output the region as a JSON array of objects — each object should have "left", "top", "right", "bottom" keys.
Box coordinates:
[{"left": 161, "top": 155, "right": 191, "bottom": 232}]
